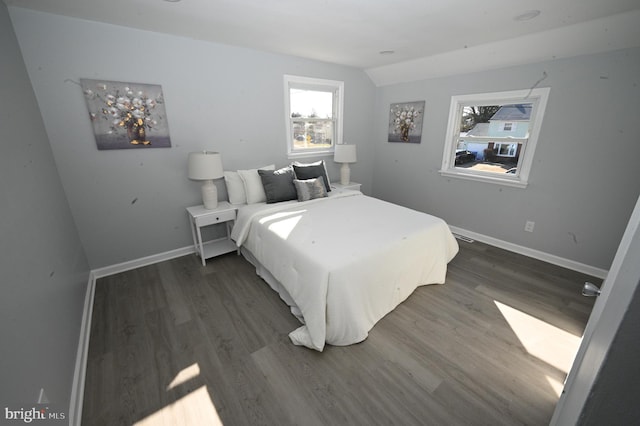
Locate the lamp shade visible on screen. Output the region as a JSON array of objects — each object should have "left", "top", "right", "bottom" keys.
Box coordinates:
[
  {"left": 188, "top": 151, "right": 223, "bottom": 180},
  {"left": 334, "top": 144, "right": 357, "bottom": 163}
]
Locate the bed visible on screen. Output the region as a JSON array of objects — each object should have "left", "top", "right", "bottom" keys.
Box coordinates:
[{"left": 230, "top": 187, "right": 459, "bottom": 352}]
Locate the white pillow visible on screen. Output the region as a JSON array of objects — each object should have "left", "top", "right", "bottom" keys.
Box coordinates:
[
  {"left": 238, "top": 164, "right": 275, "bottom": 204},
  {"left": 224, "top": 171, "right": 246, "bottom": 205}
]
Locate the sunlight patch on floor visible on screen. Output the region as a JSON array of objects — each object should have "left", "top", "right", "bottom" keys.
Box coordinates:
[
  {"left": 494, "top": 300, "right": 581, "bottom": 373},
  {"left": 134, "top": 385, "right": 222, "bottom": 426},
  {"left": 545, "top": 375, "right": 565, "bottom": 397},
  {"left": 167, "top": 363, "right": 200, "bottom": 390}
]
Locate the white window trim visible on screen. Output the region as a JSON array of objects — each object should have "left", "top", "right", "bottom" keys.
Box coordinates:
[
  {"left": 283, "top": 75, "right": 344, "bottom": 159},
  {"left": 439, "top": 87, "right": 550, "bottom": 188}
]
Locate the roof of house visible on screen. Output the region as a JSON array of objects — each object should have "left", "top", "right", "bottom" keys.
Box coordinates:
[
  {"left": 491, "top": 104, "right": 532, "bottom": 121},
  {"left": 465, "top": 122, "right": 490, "bottom": 137}
]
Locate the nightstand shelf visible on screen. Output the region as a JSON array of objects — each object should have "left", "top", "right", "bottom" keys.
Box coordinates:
[
  {"left": 186, "top": 202, "right": 237, "bottom": 266},
  {"left": 198, "top": 238, "right": 237, "bottom": 260}
]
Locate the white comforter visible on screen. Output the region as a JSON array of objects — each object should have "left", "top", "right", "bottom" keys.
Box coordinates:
[{"left": 231, "top": 191, "right": 459, "bottom": 351}]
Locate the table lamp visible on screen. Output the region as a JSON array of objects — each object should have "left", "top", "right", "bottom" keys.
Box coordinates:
[
  {"left": 334, "top": 144, "right": 357, "bottom": 185},
  {"left": 188, "top": 151, "right": 224, "bottom": 209}
]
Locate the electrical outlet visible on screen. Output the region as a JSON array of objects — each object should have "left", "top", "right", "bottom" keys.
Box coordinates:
[{"left": 525, "top": 221, "right": 535, "bottom": 232}]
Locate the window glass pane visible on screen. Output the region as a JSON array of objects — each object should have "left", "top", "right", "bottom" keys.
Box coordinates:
[
  {"left": 461, "top": 104, "right": 532, "bottom": 136},
  {"left": 441, "top": 88, "right": 550, "bottom": 187},
  {"left": 292, "top": 120, "right": 333, "bottom": 150},
  {"left": 455, "top": 102, "right": 532, "bottom": 176},
  {"left": 284, "top": 75, "right": 343, "bottom": 158},
  {"left": 455, "top": 140, "right": 522, "bottom": 174},
  {"left": 290, "top": 89, "right": 333, "bottom": 119}
]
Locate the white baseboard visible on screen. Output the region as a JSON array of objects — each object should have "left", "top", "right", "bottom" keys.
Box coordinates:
[
  {"left": 449, "top": 226, "right": 608, "bottom": 279},
  {"left": 91, "top": 245, "right": 195, "bottom": 279},
  {"left": 68, "top": 272, "right": 97, "bottom": 426}
]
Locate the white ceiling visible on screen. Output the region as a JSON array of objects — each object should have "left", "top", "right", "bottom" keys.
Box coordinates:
[{"left": 6, "top": 0, "right": 640, "bottom": 85}]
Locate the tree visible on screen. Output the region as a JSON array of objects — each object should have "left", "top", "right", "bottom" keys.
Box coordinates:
[{"left": 461, "top": 105, "right": 500, "bottom": 132}]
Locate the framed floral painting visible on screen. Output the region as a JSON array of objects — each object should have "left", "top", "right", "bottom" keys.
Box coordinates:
[
  {"left": 81, "top": 79, "right": 172, "bottom": 150},
  {"left": 388, "top": 101, "right": 425, "bottom": 143}
]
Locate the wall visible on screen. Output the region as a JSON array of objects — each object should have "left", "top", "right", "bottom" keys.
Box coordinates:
[
  {"left": 0, "top": 2, "right": 90, "bottom": 418},
  {"left": 372, "top": 48, "right": 640, "bottom": 270},
  {"left": 8, "top": 7, "right": 376, "bottom": 269},
  {"left": 9, "top": 6, "right": 638, "bottom": 274}
]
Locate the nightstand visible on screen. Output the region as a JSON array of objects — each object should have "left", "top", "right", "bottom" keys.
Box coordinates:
[
  {"left": 186, "top": 202, "right": 237, "bottom": 266},
  {"left": 331, "top": 182, "right": 362, "bottom": 192}
]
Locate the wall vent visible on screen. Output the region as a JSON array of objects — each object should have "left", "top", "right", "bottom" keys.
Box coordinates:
[{"left": 453, "top": 233, "right": 475, "bottom": 243}]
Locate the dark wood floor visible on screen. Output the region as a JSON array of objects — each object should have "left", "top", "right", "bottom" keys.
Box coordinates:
[{"left": 82, "top": 240, "right": 599, "bottom": 425}]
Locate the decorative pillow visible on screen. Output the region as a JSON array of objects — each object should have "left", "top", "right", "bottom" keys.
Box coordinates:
[
  {"left": 258, "top": 167, "right": 297, "bottom": 204},
  {"left": 294, "top": 177, "right": 328, "bottom": 202},
  {"left": 292, "top": 160, "right": 331, "bottom": 192},
  {"left": 223, "top": 171, "right": 247, "bottom": 205},
  {"left": 238, "top": 164, "right": 275, "bottom": 204}
]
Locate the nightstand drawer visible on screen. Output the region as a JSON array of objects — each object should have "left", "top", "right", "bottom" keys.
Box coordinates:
[{"left": 195, "top": 208, "right": 236, "bottom": 227}]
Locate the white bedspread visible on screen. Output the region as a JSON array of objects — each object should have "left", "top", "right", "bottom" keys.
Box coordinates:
[{"left": 231, "top": 191, "right": 459, "bottom": 351}]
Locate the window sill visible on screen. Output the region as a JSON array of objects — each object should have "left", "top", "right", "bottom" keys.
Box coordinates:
[
  {"left": 287, "top": 150, "right": 334, "bottom": 160},
  {"left": 439, "top": 169, "right": 528, "bottom": 188}
]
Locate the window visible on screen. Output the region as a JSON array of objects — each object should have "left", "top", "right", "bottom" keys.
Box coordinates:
[
  {"left": 440, "top": 88, "right": 550, "bottom": 188},
  {"left": 495, "top": 142, "right": 517, "bottom": 157},
  {"left": 284, "top": 75, "right": 344, "bottom": 158}
]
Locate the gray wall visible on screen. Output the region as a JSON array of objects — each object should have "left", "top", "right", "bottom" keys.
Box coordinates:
[
  {"left": 372, "top": 48, "right": 640, "bottom": 270},
  {"left": 8, "top": 7, "right": 377, "bottom": 269},
  {"left": 8, "top": 6, "right": 639, "bottom": 273},
  {"left": 0, "top": 2, "right": 89, "bottom": 416}
]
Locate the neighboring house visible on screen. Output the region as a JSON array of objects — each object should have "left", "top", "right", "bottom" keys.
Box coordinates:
[
  {"left": 462, "top": 104, "right": 531, "bottom": 163},
  {"left": 462, "top": 122, "right": 490, "bottom": 160}
]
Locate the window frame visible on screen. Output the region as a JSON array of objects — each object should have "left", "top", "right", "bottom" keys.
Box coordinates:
[
  {"left": 283, "top": 75, "right": 344, "bottom": 159},
  {"left": 439, "top": 87, "right": 550, "bottom": 188}
]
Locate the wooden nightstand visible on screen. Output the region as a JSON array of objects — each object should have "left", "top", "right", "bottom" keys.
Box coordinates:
[
  {"left": 186, "top": 202, "right": 237, "bottom": 266},
  {"left": 331, "top": 182, "right": 362, "bottom": 192}
]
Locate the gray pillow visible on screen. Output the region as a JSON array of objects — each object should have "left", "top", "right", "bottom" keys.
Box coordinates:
[
  {"left": 292, "top": 161, "right": 331, "bottom": 192},
  {"left": 294, "top": 177, "right": 328, "bottom": 202},
  {"left": 258, "top": 167, "right": 297, "bottom": 203}
]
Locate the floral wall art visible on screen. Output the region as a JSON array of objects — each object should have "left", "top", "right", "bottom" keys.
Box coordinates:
[
  {"left": 81, "top": 79, "right": 171, "bottom": 150},
  {"left": 388, "top": 101, "right": 424, "bottom": 143}
]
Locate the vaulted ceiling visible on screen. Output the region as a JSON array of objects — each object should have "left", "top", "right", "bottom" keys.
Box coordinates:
[{"left": 6, "top": 0, "right": 640, "bottom": 85}]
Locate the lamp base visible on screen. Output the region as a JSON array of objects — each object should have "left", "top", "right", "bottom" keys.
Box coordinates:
[
  {"left": 340, "top": 163, "right": 351, "bottom": 185},
  {"left": 201, "top": 180, "right": 218, "bottom": 209}
]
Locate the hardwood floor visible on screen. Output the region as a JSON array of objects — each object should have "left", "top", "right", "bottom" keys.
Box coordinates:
[{"left": 82, "top": 241, "right": 599, "bottom": 425}]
